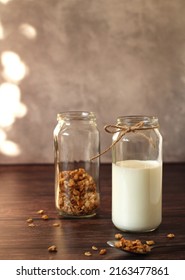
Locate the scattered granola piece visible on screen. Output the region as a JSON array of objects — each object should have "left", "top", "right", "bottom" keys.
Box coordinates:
[
  {"left": 92, "top": 246, "right": 98, "bottom": 251},
  {"left": 167, "top": 233, "right": 175, "bottom": 238},
  {"left": 53, "top": 223, "right": 60, "bottom": 227},
  {"left": 115, "top": 233, "right": 123, "bottom": 239},
  {"left": 115, "top": 240, "right": 122, "bottom": 248},
  {"left": 99, "top": 249, "right": 107, "bottom": 255},
  {"left": 146, "top": 240, "right": 155, "bottom": 245},
  {"left": 28, "top": 223, "right": 35, "bottom": 227},
  {"left": 26, "top": 218, "right": 33, "bottom": 223},
  {"left": 42, "top": 214, "right": 49, "bottom": 220},
  {"left": 48, "top": 245, "right": 57, "bottom": 252},
  {"left": 37, "top": 210, "right": 44, "bottom": 214},
  {"left": 84, "top": 251, "right": 92, "bottom": 256}
]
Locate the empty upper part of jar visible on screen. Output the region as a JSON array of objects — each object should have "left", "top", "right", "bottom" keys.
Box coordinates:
[{"left": 112, "top": 115, "right": 162, "bottom": 162}]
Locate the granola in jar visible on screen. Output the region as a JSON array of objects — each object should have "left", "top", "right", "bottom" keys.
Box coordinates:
[{"left": 56, "top": 168, "right": 100, "bottom": 217}]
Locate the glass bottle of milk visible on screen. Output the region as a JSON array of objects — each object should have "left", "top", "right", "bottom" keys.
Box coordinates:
[{"left": 112, "top": 116, "right": 162, "bottom": 232}]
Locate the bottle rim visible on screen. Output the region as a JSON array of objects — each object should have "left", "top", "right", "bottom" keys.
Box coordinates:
[
  {"left": 57, "top": 111, "right": 96, "bottom": 121},
  {"left": 117, "top": 115, "right": 159, "bottom": 127}
]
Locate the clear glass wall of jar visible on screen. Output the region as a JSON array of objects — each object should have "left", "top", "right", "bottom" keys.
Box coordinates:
[
  {"left": 112, "top": 116, "right": 163, "bottom": 232},
  {"left": 54, "top": 111, "right": 100, "bottom": 218}
]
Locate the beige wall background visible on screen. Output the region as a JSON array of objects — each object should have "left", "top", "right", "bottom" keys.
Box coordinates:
[{"left": 0, "top": 0, "right": 185, "bottom": 163}]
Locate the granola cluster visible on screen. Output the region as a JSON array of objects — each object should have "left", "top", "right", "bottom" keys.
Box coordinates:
[
  {"left": 115, "top": 236, "right": 151, "bottom": 254},
  {"left": 57, "top": 168, "right": 99, "bottom": 216}
]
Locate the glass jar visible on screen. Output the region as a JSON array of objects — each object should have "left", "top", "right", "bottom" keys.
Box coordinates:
[
  {"left": 53, "top": 111, "right": 100, "bottom": 218},
  {"left": 111, "top": 115, "right": 162, "bottom": 232}
]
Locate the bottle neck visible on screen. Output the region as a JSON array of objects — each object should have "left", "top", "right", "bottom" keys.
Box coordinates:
[
  {"left": 117, "top": 115, "right": 159, "bottom": 128},
  {"left": 57, "top": 111, "right": 96, "bottom": 123}
]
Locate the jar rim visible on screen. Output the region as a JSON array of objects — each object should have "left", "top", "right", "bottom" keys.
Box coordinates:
[
  {"left": 117, "top": 115, "right": 159, "bottom": 127},
  {"left": 57, "top": 111, "right": 96, "bottom": 121}
]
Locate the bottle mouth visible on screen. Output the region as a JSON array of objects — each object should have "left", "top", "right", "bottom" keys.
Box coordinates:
[
  {"left": 117, "top": 115, "right": 159, "bottom": 128},
  {"left": 57, "top": 111, "right": 96, "bottom": 121}
]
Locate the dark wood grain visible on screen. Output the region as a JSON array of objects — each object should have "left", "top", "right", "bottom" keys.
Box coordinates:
[{"left": 0, "top": 163, "right": 185, "bottom": 260}]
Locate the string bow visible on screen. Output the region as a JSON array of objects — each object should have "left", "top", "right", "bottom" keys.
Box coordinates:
[{"left": 90, "top": 121, "right": 158, "bottom": 161}]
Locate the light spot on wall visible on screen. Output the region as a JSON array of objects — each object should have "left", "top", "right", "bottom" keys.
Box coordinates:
[
  {"left": 0, "top": 82, "right": 27, "bottom": 156},
  {"left": 0, "top": 49, "right": 28, "bottom": 157},
  {"left": 19, "top": 23, "right": 37, "bottom": 40},
  {"left": 0, "top": 138, "right": 21, "bottom": 156},
  {"left": 1, "top": 51, "right": 29, "bottom": 83},
  {"left": 0, "top": 83, "right": 27, "bottom": 127},
  {"left": 0, "top": 0, "right": 13, "bottom": 4}
]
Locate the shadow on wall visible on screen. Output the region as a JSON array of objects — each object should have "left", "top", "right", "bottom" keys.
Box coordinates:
[{"left": 0, "top": 0, "right": 37, "bottom": 158}]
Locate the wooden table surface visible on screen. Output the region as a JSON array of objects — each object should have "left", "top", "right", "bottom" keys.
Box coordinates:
[{"left": 0, "top": 163, "right": 185, "bottom": 260}]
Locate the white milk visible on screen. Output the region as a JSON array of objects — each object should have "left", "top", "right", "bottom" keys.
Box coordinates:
[{"left": 112, "top": 160, "right": 162, "bottom": 232}]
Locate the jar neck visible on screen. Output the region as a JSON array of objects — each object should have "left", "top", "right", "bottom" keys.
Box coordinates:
[
  {"left": 117, "top": 115, "right": 159, "bottom": 128},
  {"left": 57, "top": 111, "right": 96, "bottom": 123}
]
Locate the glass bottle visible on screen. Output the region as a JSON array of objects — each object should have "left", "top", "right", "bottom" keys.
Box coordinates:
[
  {"left": 53, "top": 111, "right": 100, "bottom": 218},
  {"left": 111, "top": 115, "right": 162, "bottom": 232}
]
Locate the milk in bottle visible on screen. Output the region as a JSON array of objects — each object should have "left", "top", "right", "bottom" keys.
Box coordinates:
[
  {"left": 112, "top": 160, "right": 162, "bottom": 232},
  {"left": 111, "top": 116, "right": 162, "bottom": 232}
]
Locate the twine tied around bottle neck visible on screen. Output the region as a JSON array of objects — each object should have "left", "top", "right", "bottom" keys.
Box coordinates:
[{"left": 90, "top": 121, "right": 159, "bottom": 161}]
